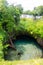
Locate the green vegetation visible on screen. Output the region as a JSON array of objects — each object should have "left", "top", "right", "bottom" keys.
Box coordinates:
[
  {"left": 23, "top": 6, "right": 43, "bottom": 19},
  {"left": 23, "top": 6, "right": 43, "bottom": 16},
  {"left": 20, "top": 18, "right": 43, "bottom": 38},
  {"left": 0, "top": 0, "right": 43, "bottom": 61},
  {"left": 0, "top": 0, "right": 23, "bottom": 60}
]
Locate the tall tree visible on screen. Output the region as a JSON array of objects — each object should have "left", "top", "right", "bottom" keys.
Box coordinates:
[
  {"left": 34, "top": 6, "right": 43, "bottom": 16},
  {"left": 0, "top": 0, "right": 23, "bottom": 51}
]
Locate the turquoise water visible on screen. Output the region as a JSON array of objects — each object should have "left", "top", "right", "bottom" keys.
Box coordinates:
[
  {"left": 5, "top": 38, "right": 43, "bottom": 60},
  {"left": 15, "top": 39, "right": 42, "bottom": 60}
]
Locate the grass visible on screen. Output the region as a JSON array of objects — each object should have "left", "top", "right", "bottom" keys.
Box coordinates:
[{"left": 0, "top": 59, "right": 43, "bottom": 65}]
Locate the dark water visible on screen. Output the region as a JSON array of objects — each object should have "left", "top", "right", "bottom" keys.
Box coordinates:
[{"left": 5, "top": 38, "right": 43, "bottom": 60}]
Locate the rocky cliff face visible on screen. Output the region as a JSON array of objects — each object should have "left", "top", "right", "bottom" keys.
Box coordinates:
[{"left": 36, "top": 37, "right": 43, "bottom": 48}]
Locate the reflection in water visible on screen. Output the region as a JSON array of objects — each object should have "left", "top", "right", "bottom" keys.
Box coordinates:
[{"left": 5, "top": 38, "right": 43, "bottom": 60}]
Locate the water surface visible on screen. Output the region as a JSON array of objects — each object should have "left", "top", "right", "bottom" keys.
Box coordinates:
[{"left": 5, "top": 38, "right": 43, "bottom": 60}]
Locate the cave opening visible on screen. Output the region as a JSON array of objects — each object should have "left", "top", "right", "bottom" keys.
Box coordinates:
[{"left": 4, "top": 33, "right": 43, "bottom": 60}]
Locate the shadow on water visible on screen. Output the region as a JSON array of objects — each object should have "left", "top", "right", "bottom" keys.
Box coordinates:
[{"left": 4, "top": 34, "right": 43, "bottom": 60}]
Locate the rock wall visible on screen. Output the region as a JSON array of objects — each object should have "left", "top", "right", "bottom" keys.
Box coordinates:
[{"left": 36, "top": 37, "right": 43, "bottom": 48}]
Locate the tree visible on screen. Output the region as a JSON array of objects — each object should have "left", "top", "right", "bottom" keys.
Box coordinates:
[
  {"left": 23, "top": 10, "right": 32, "bottom": 15},
  {"left": 0, "top": 0, "right": 23, "bottom": 57},
  {"left": 31, "top": 6, "right": 43, "bottom": 20},
  {"left": 0, "top": 0, "right": 23, "bottom": 55},
  {"left": 0, "top": 0, "right": 16, "bottom": 50},
  {"left": 31, "top": 7, "right": 38, "bottom": 20},
  {"left": 14, "top": 4, "right": 23, "bottom": 24},
  {"left": 34, "top": 6, "right": 43, "bottom": 16},
  {"left": 0, "top": 0, "right": 8, "bottom": 60}
]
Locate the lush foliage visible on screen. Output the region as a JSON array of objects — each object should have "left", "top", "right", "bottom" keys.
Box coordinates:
[
  {"left": 32, "top": 6, "right": 43, "bottom": 16},
  {"left": 0, "top": 0, "right": 43, "bottom": 61},
  {"left": 23, "top": 6, "right": 43, "bottom": 16},
  {"left": 20, "top": 18, "right": 43, "bottom": 38},
  {"left": 0, "top": 0, "right": 23, "bottom": 60}
]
